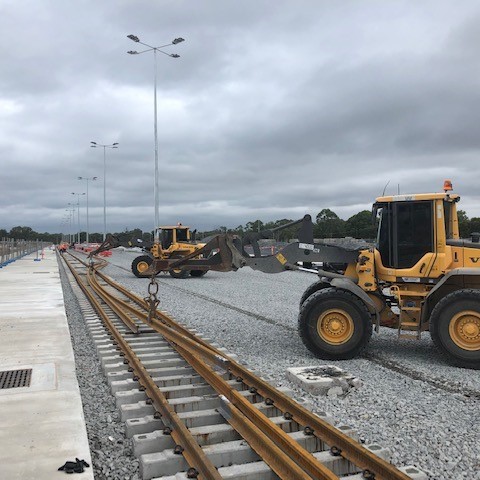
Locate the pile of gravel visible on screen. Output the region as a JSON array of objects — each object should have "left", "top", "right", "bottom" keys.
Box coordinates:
[{"left": 101, "top": 249, "right": 480, "bottom": 480}]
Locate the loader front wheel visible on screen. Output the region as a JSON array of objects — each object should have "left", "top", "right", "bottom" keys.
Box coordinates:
[
  {"left": 298, "top": 288, "right": 372, "bottom": 360},
  {"left": 190, "top": 270, "right": 207, "bottom": 277},
  {"left": 169, "top": 269, "right": 189, "bottom": 279},
  {"left": 430, "top": 289, "right": 480, "bottom": 369},
  {"left": 131, "top": 255, "right": 153, "bottom": 278}
]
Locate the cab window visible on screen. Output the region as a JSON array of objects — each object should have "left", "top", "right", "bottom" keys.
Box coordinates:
[
  {"left": 395, "top": 201, "right": 433, "bottom": 268},
  {"left": 376, "top": 201, "right": 434, "bottom": 269},
  {"left": 176, "top": 229, "right": 188, "bottom": 241}
]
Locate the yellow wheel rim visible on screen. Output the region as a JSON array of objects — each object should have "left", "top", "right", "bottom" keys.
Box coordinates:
[
  {"left": 317, "top": 309, "right": 354, "bottom": 345},
  {"left": 137, "top": 261, "right": 150, "bottom": 273},
  {"left": 449, "top": 310, "right": 480, "bottom": 351}
]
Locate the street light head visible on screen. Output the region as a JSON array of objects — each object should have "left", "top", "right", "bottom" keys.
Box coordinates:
[
  {"left": 127, "top": 34, "right": 140, "bottom": 42},
  {"left": 172, "top": 37, "right": 185, "bottom": 44},
  {"left": 170, "top": 54, "right": 180, "bottom": 58},
  {"left": 127, "top": 50, "right": 139, "bottom": 55}
]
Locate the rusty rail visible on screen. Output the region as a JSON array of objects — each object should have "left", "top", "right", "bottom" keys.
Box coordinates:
[{"left": 62, "top": 251, "right": 411, "bottom": 480}]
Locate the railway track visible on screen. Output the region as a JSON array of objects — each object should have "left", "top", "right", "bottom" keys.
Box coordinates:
[
  {"left": 61, "top": 251, "right": 425, "bottom": 480},
  {"left": 105, "top": 259, "right": 479, "bottom": 400}
]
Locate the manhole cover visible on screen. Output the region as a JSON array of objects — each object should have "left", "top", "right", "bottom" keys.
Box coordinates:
[{"left": 0, "top": 368, "right": 32, "bottom": 389}]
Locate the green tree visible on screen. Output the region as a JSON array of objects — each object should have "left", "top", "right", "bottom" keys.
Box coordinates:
[
  {"left": 9, "top": 226, "right": 36, "bottom": 240},
  {"left": 314, "top": 209, "right": 345, "bottom": 238},
  {"left": 244, "top": 220, "right": 264, "bottom": 232},
  {"left": 345, "top": 211, "right": 376, "bottom": 239},
  {"left": 469, "top": 217, "right": 480, "bottom": 238},
  {"left": 457, "top": 210, "right": 470, "bottom": 238}
]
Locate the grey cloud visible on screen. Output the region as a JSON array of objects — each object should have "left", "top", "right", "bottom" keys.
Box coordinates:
[{"left": 1, "top": 1, "right": 480, "bottom": 234}]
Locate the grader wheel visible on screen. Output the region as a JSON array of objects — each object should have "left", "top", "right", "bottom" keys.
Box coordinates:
[{"left": 430, "top": 289, "right": 480, "bottom": 369}]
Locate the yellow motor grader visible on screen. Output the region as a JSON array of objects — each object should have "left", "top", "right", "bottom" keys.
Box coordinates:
[
  {"left": 91, "top": 182, "right": 479, "bottom": 368},
  {"left": 130, "top": 224, "right": 208, "bottom": 278}
]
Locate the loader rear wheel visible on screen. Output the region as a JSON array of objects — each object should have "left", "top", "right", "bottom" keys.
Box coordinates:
[
  {"left": 298, "top": 287, "right": 372, "bottom": 360},
  {"left": 169, "top": 269, "right": 189, "bottom": 279},
  {"left": 190, "top": 270, "right": 207, "bottom": 277},
  {"left": 131, "top": 255, "right": 153, "bottom": 278},
  {"left": 430, "top": 289, "right": 480, "bottom": 369}
]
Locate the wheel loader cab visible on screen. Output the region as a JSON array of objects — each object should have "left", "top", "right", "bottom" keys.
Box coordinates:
[
  {"left": 372, "top": 192, "right": 460, "bottom": 282},
  {"left": 158, "top": 226, "right": 191, "bottom": 250}
]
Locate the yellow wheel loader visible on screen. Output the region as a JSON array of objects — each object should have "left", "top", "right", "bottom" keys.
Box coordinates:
[
  {"left": 90, "top": 182, "right": 479, "bottom": 368},
  {"left": 130, "top": 225, "right": 208, "bottom": 279}
]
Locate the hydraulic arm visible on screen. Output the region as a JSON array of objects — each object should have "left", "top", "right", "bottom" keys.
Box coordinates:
[{"left": 88, "top": 215, "right": 364, "bottom": 275}]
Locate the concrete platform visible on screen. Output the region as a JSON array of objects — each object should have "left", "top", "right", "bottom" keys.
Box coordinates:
[{"left": 0, "top": 248, "right": 93, "bottom": 479}]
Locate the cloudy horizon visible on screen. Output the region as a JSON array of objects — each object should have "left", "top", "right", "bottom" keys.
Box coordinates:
[{"left": 2, "top": 1, "right": 480, "bottom": 235}]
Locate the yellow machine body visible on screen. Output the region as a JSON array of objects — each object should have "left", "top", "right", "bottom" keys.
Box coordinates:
[{"left": 297, "top": 187, "right": 480, "bottom": 368}]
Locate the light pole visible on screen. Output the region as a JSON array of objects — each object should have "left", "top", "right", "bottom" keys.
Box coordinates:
[
  {"left": 127, "top": 34, "right": 184, "bottom": 242},
  {"left": 71, "top": 192, "right": 85, "bottom": 243},
  {"left": 65, "top": 207, "right": 75, "bottom": 243},
  {"left": 90, "top": 142, "right": 119, "bottom": 241},
  {"left": 78, "top": 176, "right": 97, "bottom": 243}
]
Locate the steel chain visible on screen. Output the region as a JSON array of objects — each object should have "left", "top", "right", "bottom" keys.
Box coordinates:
[{"left": 144, "top": 274, "right": 160, "bottom": 323}]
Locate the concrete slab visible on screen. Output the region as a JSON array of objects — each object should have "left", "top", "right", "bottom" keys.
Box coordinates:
[
  {"left": 0, "top": 249, "right": 93, "bottom": 480},
  {"left": 286, "top": 365, "right": 362, "bottom": 396}
]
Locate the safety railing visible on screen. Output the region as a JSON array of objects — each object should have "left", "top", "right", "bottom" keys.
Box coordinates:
[{"left": 0, "top": 238, "right": 51, "bottom": 267}]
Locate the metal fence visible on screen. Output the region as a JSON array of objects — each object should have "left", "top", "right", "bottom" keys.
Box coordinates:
[{"left": 0, "top": 239, "right": 51, "bottom": 267}]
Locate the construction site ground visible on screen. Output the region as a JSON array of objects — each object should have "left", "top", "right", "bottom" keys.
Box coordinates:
[{"left": 98, "top": 249, "right": 480, "bottom": 480}]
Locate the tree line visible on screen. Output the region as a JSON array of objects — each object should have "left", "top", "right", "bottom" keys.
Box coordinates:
[{"left": 3, "top": 208, "right": 480, "bottom": 243}]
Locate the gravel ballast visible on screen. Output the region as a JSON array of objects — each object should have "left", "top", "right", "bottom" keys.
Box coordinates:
[{"left": 100, "top": 250, "right": 480, "bottom": 480}]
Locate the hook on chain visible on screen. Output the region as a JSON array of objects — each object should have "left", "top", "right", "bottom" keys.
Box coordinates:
[{"left": 144, "top": 275, "right": 160, "bottom": 323}]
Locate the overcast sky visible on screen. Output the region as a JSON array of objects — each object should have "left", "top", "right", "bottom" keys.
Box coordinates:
[{"left": 1, "top": 1, "right": 480, "bottom": 235}]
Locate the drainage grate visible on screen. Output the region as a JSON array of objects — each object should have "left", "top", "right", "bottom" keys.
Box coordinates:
[{"left": 0, "top": 369, "right": 32, "bottom": 389}]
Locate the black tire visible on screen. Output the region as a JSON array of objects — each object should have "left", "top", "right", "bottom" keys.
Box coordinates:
[
  {"left": 131, "top": 255, "right": 153, "bottom": 278},
  {"left": 299, "top": 280, "right": 330, "bottom": 308},
  {"left": 298, "top": 287, "right": 372, "bottom": 360},
  {"left": 169, "top": 269, "right": 189, "bottom": 279},
  {"left": 190, "top": 270, "right": 207, "bottom": 277},
  {"left": 430, "top": 289, "right": 480, "bottom": 369}
]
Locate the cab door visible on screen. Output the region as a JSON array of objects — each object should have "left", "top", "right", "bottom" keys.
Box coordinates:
[{"left": 375, "top": 200, "right": 436, "bottom": 279}]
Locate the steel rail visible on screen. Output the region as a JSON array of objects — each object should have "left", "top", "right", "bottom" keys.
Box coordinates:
[
  {"left": 81, "top": 257, "right": 328, "bottom": 478},
  {"left": 90, "top": 265, "right": 410, "bottom": 479},
  {"left": 63, "top": 253, "right": 222, "bottom": 479},
  {"left": 66, "top": 253, "right": 411, "bottom": 480},
  {"left": 218, "top": 394, "right": 314, "bottom": 480},
  {"left": 88, "top": 269, "right": 139, "bottom": 333},
  {"left": 176, "top": 344, "right": 338, "bottom": 480},
  {"left": 82, "top": 265, "right": 334, "bottom": 477}
]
